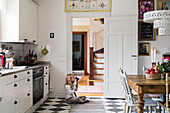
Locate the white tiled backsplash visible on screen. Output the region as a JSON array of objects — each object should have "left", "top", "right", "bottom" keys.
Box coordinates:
[
  {"left": 1, "top": 43, "right": 50, "bottom": 62},
  {"left": 1, "top": 43, "right": 24, "bottom": 61}
]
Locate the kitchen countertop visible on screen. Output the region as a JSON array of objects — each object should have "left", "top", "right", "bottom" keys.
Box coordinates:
[{"left": 0, "top": 62, "right": 51, "bottom": 77}]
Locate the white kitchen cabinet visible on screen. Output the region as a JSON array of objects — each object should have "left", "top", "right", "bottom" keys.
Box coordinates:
[
  {"left": 0, "top": 0, "right": 38, "bottom": 43},
  {"left": 44, "top": 65, "right": 50, "bottom": 97},
  {"left": 1, "top": 69, "right": 33, "bottom": 113}
]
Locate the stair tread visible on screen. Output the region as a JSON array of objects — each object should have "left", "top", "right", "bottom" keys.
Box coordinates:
[
  {"left": 94, "top": 74, "right": 104, "bottom": 76},
  {"left": 94, "top": 57, "right": 104, "bottom": 59},
  {"left": 93, "top": 62, "right": 104, "bottom": 64},
  {"left": 89, "top": 79, "right": 104, "bottom": 82},
  {"left": 95, "top": 52, "right": 104, "bottom": 54},
  {"left": 94, "top": 68, "right": 104, "bottom": 70}
]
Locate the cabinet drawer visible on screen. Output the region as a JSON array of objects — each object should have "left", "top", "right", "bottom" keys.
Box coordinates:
[
  {"left": 4, "top": 76, "right": 32, "bottom": 100},
  {"left": 1, "top": 70, "right": 32, "bottom": 85},
  {"left": 15, "top": 70, "right": 32, "bottom": 82},
  {"left": 3, "top": 96, "right": 23, "bottom": 113},
  {"left": 21, "top": 90, "right": 32, "bottom": 113},
  {"left": 44, "top": 70, "right": 49, "bottom": 75},
  {"left": 44, "top": 65, "right": 49, "bottom": 71}
]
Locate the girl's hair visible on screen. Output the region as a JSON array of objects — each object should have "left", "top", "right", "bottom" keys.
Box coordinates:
[{"left": 65, "top": 74, "right": 74, "bottom": 88}]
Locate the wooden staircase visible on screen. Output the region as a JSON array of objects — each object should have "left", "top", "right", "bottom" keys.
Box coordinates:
[{"left": 89, "top": 48, "right": 104, "bottom": 86}]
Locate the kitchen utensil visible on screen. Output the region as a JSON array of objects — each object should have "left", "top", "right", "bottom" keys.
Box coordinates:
[{"left": 41, "top": 46, "right": 49, "bottom": 56}]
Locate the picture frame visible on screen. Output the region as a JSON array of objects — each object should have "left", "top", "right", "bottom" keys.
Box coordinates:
[
  {"left": 138, "top": 21, "right": 155, "bottom": 41},
  {"left": 138, "top": 42, "right": 150, "bottom": 56},
  {"left": 65, "top": 0, "right": 112, "bottom": 12},
  {"left": 73, "top": 41, "right": 80, "bottom": 52},
  {"left": 157, "top": 0, "right": 170, "bottom": 10},
  {"left": 138, "top": 0, "right": 154, "bottom": 19}
]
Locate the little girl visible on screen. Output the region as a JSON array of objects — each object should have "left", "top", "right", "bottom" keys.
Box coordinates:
[{"left": 65, "top": 74, "right": 89, "bottom": 104}]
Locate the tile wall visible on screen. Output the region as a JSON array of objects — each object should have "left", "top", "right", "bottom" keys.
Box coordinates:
[{"left": 0, "top": 43, "right": 50, "bottom": 62}]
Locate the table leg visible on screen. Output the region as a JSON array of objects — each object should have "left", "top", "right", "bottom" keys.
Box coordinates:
[{"left": 136, "top": 93, "right": 145, "bottom": 113}]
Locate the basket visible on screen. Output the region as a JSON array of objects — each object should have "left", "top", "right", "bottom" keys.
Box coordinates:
[{"left": 145, "top": 73, "right": 161, "bottom": 80}]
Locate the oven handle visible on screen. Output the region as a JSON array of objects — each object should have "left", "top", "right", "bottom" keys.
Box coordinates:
[{"left": 34, "top": 75, "right": 45, "bottom": 81}]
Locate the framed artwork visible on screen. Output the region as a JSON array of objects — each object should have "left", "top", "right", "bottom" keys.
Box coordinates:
[
  {"left": 73, "top": 41, "right": 80, "bottom": 52},
  {"left": 157, "top": 0, "right": 170, "bottom": 10},
  {"left": 65, "top": 0, "right": 111, "bottom": 12},
  {"left": 138, "top": 42, "right": 150, "bottom": 56},
  {"left": 138, "top": 21, "right": 155, "bottom": 41},
  {"left": 138, "top": 0, "right": 154, "bottom": 19}
]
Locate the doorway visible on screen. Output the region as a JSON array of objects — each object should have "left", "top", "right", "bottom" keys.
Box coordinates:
[
  {"left": 72, "top": 18, "right": 104, "bottom": 97},
  {"left": 72, "top": 32, "right": 87, "bottom": 75}
]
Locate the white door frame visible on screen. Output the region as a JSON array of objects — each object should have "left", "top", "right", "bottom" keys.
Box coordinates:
[{"left": 66, "top": 12, "right": 111, "bottom": 74}]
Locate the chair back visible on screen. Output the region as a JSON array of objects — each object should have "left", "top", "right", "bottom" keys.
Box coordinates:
[{"left": 119, "top": 68, "right": 133, "bottom": 103}]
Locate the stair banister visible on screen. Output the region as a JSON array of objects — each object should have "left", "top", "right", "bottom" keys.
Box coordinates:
[{"left": 89, "top": 47, "right": 94, "bottom": 80}]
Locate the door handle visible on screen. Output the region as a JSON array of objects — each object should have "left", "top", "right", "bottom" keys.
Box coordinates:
[{"left": 132, "top": 55, "right": 138, "bottom": 57}]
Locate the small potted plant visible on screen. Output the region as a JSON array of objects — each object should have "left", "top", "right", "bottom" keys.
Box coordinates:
[{"left": 145, "top": 67, "right": 161, "bottom": 80}]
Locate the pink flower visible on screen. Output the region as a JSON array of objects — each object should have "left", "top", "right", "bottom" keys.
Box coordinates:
[
  {"left": 159, "top": 61, "right": 163, "bottom": 65},
  {"left": 164, "top": 58, "right": 169, "bottom": 63}
]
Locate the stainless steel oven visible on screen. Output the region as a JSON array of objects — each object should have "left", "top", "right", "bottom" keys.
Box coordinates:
[{"left": 33, "top": 67, "right": 44, "bottom": 105}]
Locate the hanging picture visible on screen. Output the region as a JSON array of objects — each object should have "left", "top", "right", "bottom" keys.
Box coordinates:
[
  {"left": 138, "top": 0, "right": 154, "bottom": 19},
  {"left": 138, "top": 42, "right": 150, "bottom": 56},
  {"left": 157, "top": 0, "right": 170, "bottom": 10},
  {"left": 65, "top": 0, "right": 111, "bottom": 12},
  {"left": 138, "top": 21, "right": 155, "bottom": 41}
]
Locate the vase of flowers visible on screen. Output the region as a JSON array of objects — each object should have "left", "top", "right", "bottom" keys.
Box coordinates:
[
  {"left": 158, "top": 57, "right": 170, "bottom": 73},
  {"left": 158, "top": 54, "right": 170, "bottom": 79}
]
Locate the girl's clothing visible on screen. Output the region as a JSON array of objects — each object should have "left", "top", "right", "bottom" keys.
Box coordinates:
[
  {"left": 65, "top": 84, "right": 87, "bottom": 104},
  {"left": 65, "top": 84, "right": 75, "bottom": 99},
  {"left": 66, "top": 96, "right": 86, "bottom": 104}
]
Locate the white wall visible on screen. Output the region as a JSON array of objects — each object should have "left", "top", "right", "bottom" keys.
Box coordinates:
[
  {"left": 37, "top": 0, "right": 170, "bottom": 95},
  {"left": 138, "top": 36, "right": 170, "bottom": 74},
  {"left": 73, "top": 18, "right": 89, "bottom": 26},
  {"left": 37, "top": 0, "right": 138, "bottom": 96},
  {"left": 38, "top": 0, "right": 67, "bottom": 96}
]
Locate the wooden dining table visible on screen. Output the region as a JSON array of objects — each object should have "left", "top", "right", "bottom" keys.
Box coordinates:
[{"left": 127, "top": 75, "right": 167, "bottom": 113}]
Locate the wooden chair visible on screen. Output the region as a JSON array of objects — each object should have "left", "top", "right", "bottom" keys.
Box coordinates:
[
  {"left": 158, "top": 72, "right": 170, "bottom": 113},
  {"left": 119, "top": 68, "right": 157, "bottom": 113}
]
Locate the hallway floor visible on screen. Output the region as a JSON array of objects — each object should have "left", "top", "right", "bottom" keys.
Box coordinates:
[{"left": 77, "top": 75, "right": 104, "bottom": 96}]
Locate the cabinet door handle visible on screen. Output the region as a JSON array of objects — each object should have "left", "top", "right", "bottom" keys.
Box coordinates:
[
  {"left": 27, "top": 71, "right": 30, "bottom": 74},
  {"left": 14, "top": 84, "right": 17, "bottom": 87},
  {"left": 27, "top": 79, "right": 30, "bottom": 82},
  {"left": 46, "top": 83, "right": 47, "bottom": 85},
  {"left": 46, "top": 67, "right": 47, "bottom": 69},
  {"left": 33, "top": 40, "right": 36, "bottom": 42},
  {"left": 14, "top": 75, "right": 17, "bottom": 78},
  {"left": 14, "top": 101, "right": 18, "bottom": 104},
  {"left": 27, "top": 93, "right": 30, "bottom": 96},
  {"left": 46, "top": 72, "right": 47, "bottom": 74}
]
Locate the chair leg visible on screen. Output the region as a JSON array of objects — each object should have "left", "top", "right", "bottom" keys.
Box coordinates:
[
  {"left": 149, "top": 106, "right": 152, "bottom": 113},
  {"left": 162, "top": 107, "right": 165, "bottom": 113},
  {"left": 126, "top": 104, "right": 129, "bottom": 113},
  {"left": 153, "top": 107, "right": 157, "bottom": 113},
  {"left": 146, "top": 106, "right": 149, "bottom": 113},
  {"left": 124, "top": 102, "right": 127, "bottom": 113},
  {"left": 159, "top": 105, "right": 161, "bottom": 113},
  {"left": 129, "top": 106, "right": 132, "bottom": 113}
]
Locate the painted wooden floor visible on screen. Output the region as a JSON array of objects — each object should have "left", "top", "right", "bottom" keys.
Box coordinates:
[{"left": 77, "top": 75, "right": 104, "bottom": 97}]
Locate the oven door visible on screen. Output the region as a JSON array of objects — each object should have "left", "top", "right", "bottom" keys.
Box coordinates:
[{"left": 33, "top": 75, "right": 44, "bottom": 105}]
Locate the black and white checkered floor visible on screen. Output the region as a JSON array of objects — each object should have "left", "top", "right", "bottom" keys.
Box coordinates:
[{"left": 33, "top": 97, "right": 125, "bottom": 113}]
